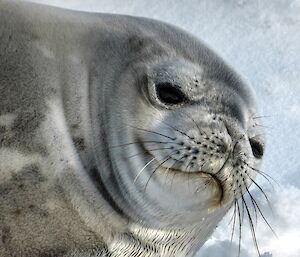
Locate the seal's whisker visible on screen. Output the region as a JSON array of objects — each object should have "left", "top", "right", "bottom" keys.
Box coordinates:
[
  {"left": 242, "top": 160, "right": 278, "bottom": 187},
  {"left": 127, "top": 125, "right": 177, "bottom": 140},
  {"left": 110, "top": 140, "right": 176, "bottom": 149},
  {"left": 253, "top": 199, "right": 277, "bottom": 238},
  {"left": 245, "top": 186, "right": 277, "bottom": 238},
  {"left": 178, "top": 157, "right": 193, "bottom": 192},
  {"left": 161, "top": 120, "right": 195, "bottom": 141},
  {"left": 170, "top": 172, "right": 177, "bottom": 191},
  {"left": 186, "top": 158, "right": 195, "bottom": 192},
  {"left": 230, "top": 200, "right": 237, "bottom": 243},
  {"left": 126, "top": 147, "right": 174, "bottom": 159},
  {"left": 244, "top": 172, "right": 274, "bottom": 213},
  {"left": 195, "top": 175, "right": 215, "bottom": 193},
  {"left": 167, "top": 154, "right": 188, "bottom": 187},
  {"left": 144, "top": 155, "right": 173, "bottom": 192},
  {"left": 250, "top": 133, "right": 266, "bottom": 138},
  {"left": 228, "top": 197, "right": 236, "bottom": 225},
  {"left": 194, "top": 159, "right": 213, "bottom": 193},
  {"left": 133, "top": 157, "right": 157, "bottom": 184},
  {"left": 183, "top": 110, "right": 209, "bottom": 139},
  {"left": 170, "top": 156, "right": 192, "bottom": 191},
  {"left": 252, "top": 115, "right": 271, "bottom": 119},
  {"left": 164, "top": 156, "right": 185, "bottom": 186},
  {"left": 241, "top": 195, "right": 261, "bottom": 257},
  {"left": 254, "top": 124, "right": 272, "bottom": 129},
  {"left": 245, "top": 187, "right": 258, "bottom": 226},
  {"left": 241, "top": 196, "right": 245, "bottom": 224},
  {"left": 236, "top": 198, "right": 243, "bottom": 257},
  {"left": 143, "top": 150, "right": 179, "bottom": 192}
]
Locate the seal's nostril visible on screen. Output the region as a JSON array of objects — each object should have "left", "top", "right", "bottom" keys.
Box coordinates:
[{"left": 249, "top": 138, "right": 264, "bottom": 159}]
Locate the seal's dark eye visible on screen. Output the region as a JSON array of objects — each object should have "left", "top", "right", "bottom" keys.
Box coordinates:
[
  {"left": 155, "top": 82, "right": 186, "bottom": 105},
  {"left": 249, "top": 138, "right": 264, "bottom": 159}
]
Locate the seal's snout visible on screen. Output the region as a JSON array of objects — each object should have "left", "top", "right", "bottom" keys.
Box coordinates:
[
  {"left": 137, "top": 108, "right": 264, "bottom": 204},
  {"left": 140, "top": 116, "right": 234, "bottom": 177}
]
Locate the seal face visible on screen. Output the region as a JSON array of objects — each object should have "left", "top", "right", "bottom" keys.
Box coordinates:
[
  {"left": 0, "top": 1, "right": 265, "bottom": 256},
  {"left": 106, "top": 57, "right": 264, "bottom": 228}
]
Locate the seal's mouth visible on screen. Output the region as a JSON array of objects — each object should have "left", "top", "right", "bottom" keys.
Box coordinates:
[
  {"left": 138, "top": 140, "right": 224, "bottom": 203},
  {"left": 160, "top": 165, "right": 224, "bottom": 203}
]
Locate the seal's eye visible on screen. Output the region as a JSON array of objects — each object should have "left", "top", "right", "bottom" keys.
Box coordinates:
[
  {"left": 155, "top": 82, "right": 186, "bottom": 105},
  {"left": 249, "top": 138, "right": 264, "bottom": 159}
]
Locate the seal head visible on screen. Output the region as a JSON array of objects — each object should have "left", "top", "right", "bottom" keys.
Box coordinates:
[{"left": 87, "top": 20, "right": 264, "bottom": 255}]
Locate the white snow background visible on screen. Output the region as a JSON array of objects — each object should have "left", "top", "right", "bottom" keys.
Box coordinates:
[{"left": 28, "top": 0, "right": 300, "bottom": 256}]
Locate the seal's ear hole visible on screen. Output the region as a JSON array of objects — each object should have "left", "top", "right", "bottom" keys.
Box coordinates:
[
  {"left": 155, "top": 82, "right": 186, "bottom": 105},
  {"left": 249, "top": 138, "right": 264, "bottom": 159}
]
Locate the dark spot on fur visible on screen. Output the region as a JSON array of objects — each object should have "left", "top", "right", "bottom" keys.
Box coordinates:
[
  {"left": 39, "top": 248, "right": 68, "bottom": 257},
  {"left": 193, "top": 149, "right": 199, "bottom": 154},
  {"left": 0, "top": 164, "right": 46, "bottom": 203},
  {"left": 2, "top": 109, "right": 48, "bottom": 156},
  {"left": 1, "top": 226, "right": 11, "bottom": 244},
  {"left": 0, "top": 125, "right": 7, "bottom": 133},
  {"left": 18, "top": 183, "right": 25, "bottom": 190},
  {"left": 12, "top": 208, "right": 22, "bottom": 216},
  {"left": 128, "top": 36, "right": 145, "bottom": 53},
  {"left": 72, "top": 137, "right": 85, "bottom": 151},
  {"left": 16, "top": 164, "right": 46, "bottom": 185},
  {"left": 12, "top": 110, "right": 43, "bottom": 134},
  {"left": 71, "top": 123, "right": 79, "bottom": 129}
]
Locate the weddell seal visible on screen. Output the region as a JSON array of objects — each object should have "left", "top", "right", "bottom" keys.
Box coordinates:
[{"left": 0, "top": 0, "right": 268, "bottom": 256}]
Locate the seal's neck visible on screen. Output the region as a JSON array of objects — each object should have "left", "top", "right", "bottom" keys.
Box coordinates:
[{"left": 107, "top": 214, "right": 225, "bottom": 257}]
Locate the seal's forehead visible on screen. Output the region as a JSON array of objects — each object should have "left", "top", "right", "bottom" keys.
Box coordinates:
[
  {"left": 151, "top": 59, "right": 203, "bottom": 85},
  {"left": 120, "top": 16, "right": 257, "bottom": 107}
]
